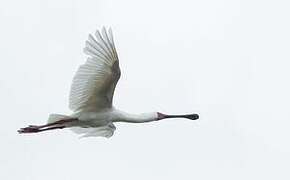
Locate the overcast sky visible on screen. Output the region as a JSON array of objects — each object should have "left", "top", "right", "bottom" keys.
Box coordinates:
[{"left": 1, "top": 0, "right": 290, "bottom": 179}]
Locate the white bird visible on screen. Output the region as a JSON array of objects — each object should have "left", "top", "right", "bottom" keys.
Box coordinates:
[{"left": 18, "top": 27, "right": 199, "bottom": 138}]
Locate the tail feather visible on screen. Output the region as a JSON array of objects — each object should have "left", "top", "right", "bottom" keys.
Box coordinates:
[{"left": 48, "top": 114, "right": 71, "bottom": 124}]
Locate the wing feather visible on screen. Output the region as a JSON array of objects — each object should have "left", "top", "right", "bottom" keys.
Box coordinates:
[
  {"left": 69, "top": 27, "right": 120, "bottom": 112},
  {"left": 70, "top": 122, "right": 116, "bottom": 138}
]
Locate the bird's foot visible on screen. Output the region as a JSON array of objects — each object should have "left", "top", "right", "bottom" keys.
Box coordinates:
[
  {"left": 18, "top": 125, "right": 65, "bottom": 133},
  {"left": 18, "top": 126, "right": 41, "bottom": 133},
  {"left": 18, "top": 118, "right": 78, "bottom": 134}
]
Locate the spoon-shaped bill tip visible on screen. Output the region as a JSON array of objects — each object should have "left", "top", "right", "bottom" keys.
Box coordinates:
[{"left": 184, "top": 114, "right": 199, "bottom": 120}]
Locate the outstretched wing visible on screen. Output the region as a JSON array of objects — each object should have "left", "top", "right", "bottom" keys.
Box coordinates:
[{"left": 69, "top": 27, "right": 121, "bottom": 112}]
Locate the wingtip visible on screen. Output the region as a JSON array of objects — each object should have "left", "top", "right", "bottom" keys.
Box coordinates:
[
  {"left": 102, "top": 26, "right": 106, "bottom": 32},
  {"left": 95, "top": 29, "right": 101, "bottom": 37}
]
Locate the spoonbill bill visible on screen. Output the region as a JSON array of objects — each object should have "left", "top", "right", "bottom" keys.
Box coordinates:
[{"left": 18, "top": 27, "right": 199, "bottom": 138}]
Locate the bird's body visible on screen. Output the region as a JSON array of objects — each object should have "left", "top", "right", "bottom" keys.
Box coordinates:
[
  {"left": 44, "top": 109, "right": 159, "bottom": 137},
  {"left": 18, "top": 27, "right": 199, "bottom": 138}
]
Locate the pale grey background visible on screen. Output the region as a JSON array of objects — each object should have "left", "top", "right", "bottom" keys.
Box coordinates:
[{"left": 0, "top": 0, "right": 290, "bottom": 179}]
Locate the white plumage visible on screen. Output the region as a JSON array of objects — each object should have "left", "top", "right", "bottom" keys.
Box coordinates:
[
  {"left": 65, "top": 27, "right": 120, "bottom": 137},
  {"left": 18, "top": 27, "right": 199, "bottom": 138},
  {"left": 69, "top": 28, "right": 120, "bottom": 112}
]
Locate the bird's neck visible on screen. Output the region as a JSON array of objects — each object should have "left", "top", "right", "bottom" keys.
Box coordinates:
[
  {"left": 117, "top": 111, "right": 158, "bottom": 123},
  {"left": 113, "top": 110, "right": 199, "bottom": 123}
]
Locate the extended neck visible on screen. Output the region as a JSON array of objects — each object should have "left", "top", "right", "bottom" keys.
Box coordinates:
[
  {"left": 118, "top": 112, "right": 158, "bottom": 123},
  {"left": 116, "top": 111, "right": 199, "bottom": 123}
]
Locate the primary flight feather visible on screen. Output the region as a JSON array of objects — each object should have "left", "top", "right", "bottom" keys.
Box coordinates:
[
  {"left": 70, "top": 28, "right": 120, "bottom": 112},
  {"left": 18, "top": 27, "right": 199, "bottom": 138}
]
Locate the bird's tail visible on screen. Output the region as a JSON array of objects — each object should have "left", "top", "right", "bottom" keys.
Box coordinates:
[{"left": 47, "top": 114, "right": 72, "bottom": 124}]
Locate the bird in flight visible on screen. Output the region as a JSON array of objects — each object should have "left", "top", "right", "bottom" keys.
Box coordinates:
[{"left": 18, "top": 27, "right": 199, "bottom": 138}]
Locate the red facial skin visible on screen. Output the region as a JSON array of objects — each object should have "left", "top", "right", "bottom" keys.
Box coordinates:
[{"left": 157, "top": 112, "right": 165, "bottom": 120}]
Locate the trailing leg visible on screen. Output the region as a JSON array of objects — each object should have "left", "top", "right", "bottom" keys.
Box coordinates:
[{"left": 18, "top": 118, "right": 78, "bottom": 133}]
